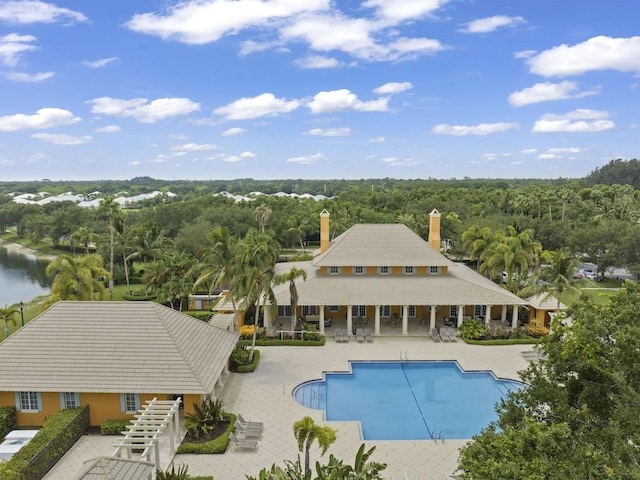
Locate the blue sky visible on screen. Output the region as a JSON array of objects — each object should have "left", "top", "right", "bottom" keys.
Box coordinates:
[{"left": 0, "top": 0, "right": 638, "bottom": 181}]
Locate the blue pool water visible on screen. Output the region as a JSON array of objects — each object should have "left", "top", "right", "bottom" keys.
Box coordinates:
[{"left": 293, "top": 361, "right": 523, "bottom": 440}]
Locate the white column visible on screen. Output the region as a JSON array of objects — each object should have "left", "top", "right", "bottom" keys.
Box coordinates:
[
  {"left": 319, "top": 306, "right": 325, "bottom": 335},
  {"left": 374, "top": 305, "right": 381, "bottom": 335},
  {"left": 402, "top": 305, "right": 409, "bottom": 335},
  {"left": 485, "top": 305, "right": 492, "bottom": 326},
  {"left": 457, "top": 305, "right": 464, "bottom": 328},
  {"left": 511, "top": 306, "right": 519, "bottom": 329},
  {"left": 264, "top": 305, "right": 271, "bottom": 332},
  {"left": 501, "top": 304, "right": 507, "bottom": 323},
  {"left": 347, "top": 307, "right": 353, "bottom": 336},
  {"left": 430, "top": 305, "right": 437, "bottom": 331}
]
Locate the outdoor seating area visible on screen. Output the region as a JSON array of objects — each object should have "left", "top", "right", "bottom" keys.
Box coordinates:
[
  {"left": 335, "top": 328, "right": 349, "bottom": 343},
  {"left": 521, "top": 349, "right": 547, "bottom": 362},
  {"left": 230, "top": 414, "right": 264, "bottom": 451},
  {"left": 430, "top": 327, "right": 458, "bottom": 342}
]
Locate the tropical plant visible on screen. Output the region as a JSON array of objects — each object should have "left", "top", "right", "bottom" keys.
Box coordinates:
[
  {"left": 185, "top": 398, "right": 225, "bottom": 440},
  {"left": 293, "top": 416, "right": 337, "bottom": 474},
  {"left": 275, "top": 266, "right": 308, "bottom": 331},
  {"left": 461, "top": 225, "right": 494, "bottom": 271},
  {"left": 156, "top": 463, "right": 190, "bottom": 480},
  {"left": 256, "top": 204, "right": 272, "bottom": 233},
  {"left": 0, "top": 305, "right": 18, "bottom": 339},
  {"left": 459, "top": 319, "right": 487, "bottom": 340},
  {"left": 44, "top": 254, "right": 109, "bottom": 305},
  {"left": 99, "top": 196, "right": 121, "bottom": 300}
]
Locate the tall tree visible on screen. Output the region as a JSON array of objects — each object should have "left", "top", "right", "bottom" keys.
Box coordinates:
[
  {"left": 293, "top": 416, "right": 337, "bottom": 474},
  {"left": 0, "top": 305, "right": 18, "bottom": 339},
  {"left": 256, "top": 203, "right": 272, "bottom": 233},
  {"left": 45, "top": 254, "right": 109, "bottom": 305},
  {"left": 275, "top": 266, "right": 308, "bottom": 331},
  {"left": 461, "top": 225, "right": 494, "bottom": 271},
  {"left": 99, "top": 196, "right": 121, "bottom": 301}
]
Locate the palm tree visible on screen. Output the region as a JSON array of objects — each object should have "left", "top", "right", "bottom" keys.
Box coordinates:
[
  {"left": 71, "top": 226, "right": 94, "bottom": 255},
  {"left": 255, "top": 204, "right": 272, "bottom": 233},
  {"left": 519, "top": 249, "right": 581, "bottom": 314},
  {"left": 45, "top": 254, "right": 109, "bottom": 304},
  {"left": 462, "top": 225, "right": 494, "bottom": 271},
  {"left": 192, "top": 226, "right": 240, "bottom": 329},
  {"left": 293, "top": 416, "right": 337, "bottom": 474},
  {"left": 100, "top": 196, "right": 121, "bottom": 300},
  {"left": 235, "top": 229, "right": 280, "bottom": 361},
  {"left": 0, "top": 305, "right": 18, "bottom": 339},
  {"left": 275, "top": 266, "right": 308, "bottom": 331},
  {"left": 143, "top": 251, "right": 195, "bottom": 310}
]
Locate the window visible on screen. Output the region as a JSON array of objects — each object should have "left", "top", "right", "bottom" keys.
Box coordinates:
[
  {"left": 351, "top": 305, "right": 366, "bottom": 317},
  {"left": 120, "top": 393, "right": 141, "bottom": 414},
  {"left": 380, "top": 305, "right": 391, "bottom": 317},
  {"left": 60, "top": 392, "right": 80, "bottom": 409},
  {"left": 449, "top": 305, "right": 459, "bottom": 317},
  {"left": 378, "top": 266, "right": 390, "bottom": 275},
  {"left": 329, "top": 266, "right": 340, "bottom": 275},
  {"left": 328, "top": 305, "right": 339, "bottom": 312},
  {"left": 17, "top": 392, "right": 41, "bottom": 412},
  {"left": 429, "top": 266, "right": 440, "bottom": 275},
  {"left": 404, "top": 266, "right": 414, "bottom": 275},
  {"left": 474, "top": 305, "right": 487, "bottom": 318},
  {"left": 353, "top": 266, "right": 365, "bottom": 275},
  {"left": 303, "top": 305, "right": 318, "bottom": 316},
  {"left": 408, "top": 305, "right": 416, "bottom": 317},
  {"left": 277, "top": 305, "right": 292, "bottom": 318}
]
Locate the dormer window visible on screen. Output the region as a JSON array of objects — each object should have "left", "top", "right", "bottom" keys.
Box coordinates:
[
  {"left": 353, "top": 266, "right": 365, "bottom": 275},
  {"left": 404, "top": 266, "right": 414, "bottom": 275},
  {"left": 378, "top": 266, "right": 390, "bottom": 275},
  {"left": 429, "top": 266, "right": 440, "bottom": 275},
  {"left": 329, "top": 266, "right": 340, "bottom": 275}
]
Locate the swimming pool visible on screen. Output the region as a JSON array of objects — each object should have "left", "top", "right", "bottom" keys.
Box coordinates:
[{"left": 293, "top": 361, "right": 523, "bottom": 440}]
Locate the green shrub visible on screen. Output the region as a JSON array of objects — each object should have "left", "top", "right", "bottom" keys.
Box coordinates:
[
  {"left": 7, "top": 406, "right": 89, "bottom": 480},
  {"left": 0, "top": 406, "right": 16, "bottom": 439},
  {"left": 525, "top": 323, "right": 549, "bottom": 338},
  {"left": 459, "top": 319, "right": 487, "bottom": 340},
  {"left": 230, "top": 344, "right": 251, "bottom": 369},
  {"left": 236, "top": 349, "right": 260, "bottom": 373},
  {"left": 238, "top": 337, "right": 325, "bottom": 347},
  {"left": 177, "top": 413, "right": 236, "bottom": 454},
  {"left": 157, "top": 463, "right": 190, "bottom": 480},
  {"left": 100, "top": 418, "right": 130, "bottom": 435},
  {"left": 185, "top": 311, "right": 213, "bottom": 322},
  {"left": 185, "top": 398, "right": 225, "bottom": 440},
  {"left": 122, "top": 289, "right": 157, "bottom": 301}
]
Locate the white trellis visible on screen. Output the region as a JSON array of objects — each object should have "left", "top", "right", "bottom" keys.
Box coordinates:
[{"left": 112, "top": 397, "right": 182, "bottom": 469}]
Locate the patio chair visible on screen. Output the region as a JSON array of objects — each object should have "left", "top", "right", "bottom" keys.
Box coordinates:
[
  {"left": 364, "top": 328, "right": 374, "bottom": 343},
  {"left": 229, "top": 432, "right": 258, "bottom": 451},
  {"left": 446, "top": 328, "right": 458, "bottom": 342},
  {"left": 430, "top": 328, "right": 442, "bottom": 342},
  {"left": 356, "top": 328, "right": 365, "bottom": 343},
  {"left": 238, "top": 414, "right": 263, "bottom": 431},
  {"left": 439, "top": 327, "right": 451, "bottom": 342},
  {"left": 235, "top": 421, "right": 262, "bottom": 439}
]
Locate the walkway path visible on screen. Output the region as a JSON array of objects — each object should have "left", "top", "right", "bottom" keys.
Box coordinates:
[{"left": 45, "top": 338, "right": 532, "bottom": 479}]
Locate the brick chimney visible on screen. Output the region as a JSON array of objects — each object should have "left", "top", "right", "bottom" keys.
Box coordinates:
[
  {"left": 428, "top": 209, "right": 441, "bottom": 251},
  {"left": 320, "top": 209, "right": 330, "bottom": 253}
]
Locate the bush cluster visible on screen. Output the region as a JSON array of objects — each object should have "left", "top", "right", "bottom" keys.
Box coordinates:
[
  {"left": 100, "top": 418, "right": 130, "bottom": 435},
  {"left": 177, "top": 413, "right": 236, "bottom": 454},
  {"left": 185, "top": 311, "right": 213, "bottom": 322},
  {"left": 0, "top": 406, "right": 16, "bottom": 439},
  {"left": 525, "top": 323, "right": 550, "bottom": 338},
  {"left": 185, "top": 398, "right": 225, "bottom": 440}
]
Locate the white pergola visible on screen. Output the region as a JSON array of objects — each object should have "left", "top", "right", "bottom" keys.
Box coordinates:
[{"left": 112, "top": 397, "right": 182, "bottom": 469}]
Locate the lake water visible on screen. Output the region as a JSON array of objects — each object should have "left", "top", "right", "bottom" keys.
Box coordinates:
[{"left": 0, "top": 246, "right": 51, "bottom": 307}]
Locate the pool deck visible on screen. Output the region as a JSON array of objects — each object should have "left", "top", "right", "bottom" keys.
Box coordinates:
[{"left": 44, "top": 338, "right": 532, "bottom": 480}]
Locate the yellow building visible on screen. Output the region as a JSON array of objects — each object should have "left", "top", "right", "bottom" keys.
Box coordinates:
[{"left": 0, "top": 301, "right": 238, "bottom": 427}]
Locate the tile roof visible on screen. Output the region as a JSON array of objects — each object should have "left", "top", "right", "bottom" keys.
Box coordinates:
[
  {"left": 526, "top": 293, "right": 567, "bottom": 311},
  {"left": 72, "top": 457, "right": 153, "bottom": 480},
  {"left": 0, "top": 302, "right": 239, "bottom": 394},
  {"left": 313, "top": 224, "right": 455, "bottom": 267}
]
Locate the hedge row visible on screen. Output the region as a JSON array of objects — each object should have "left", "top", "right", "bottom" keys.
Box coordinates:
[
  {"left": 8, "top": 406, "right": 89, "bottom": 480},
  {"left": 238, "top": 337, "right": 326, "bottom": 347},
  {"left": 176, "top": 413, "right": 236, "bottom": 454},
  {"left": 235, "top": 350, "right": 260, "bottom": 373},
  {"left": 100, "top": 418, "right": 130, "bottom": 435},
  {"left": 0, "top": 406, "right": 16, "bottom": 439}
]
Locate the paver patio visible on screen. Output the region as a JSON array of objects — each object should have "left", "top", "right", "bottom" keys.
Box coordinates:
[{"left": 44, "top": 338, "right": 532, "bottom": 480}]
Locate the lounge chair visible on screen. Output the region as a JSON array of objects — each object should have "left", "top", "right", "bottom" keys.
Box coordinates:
[
  {"left": 440, "top": 327, "right": 451, "bottom": 342},
  {"left": 235, "top": 421, "right": 262, "bottom": 439},
  {"left": 431, "top": 328, "right": 442, "bottom": 342},
  {"left": 229, "top": 432, "right": 258, "bottom": 451},
  {"left": 364, "top": 328, "right": 373, "bottom": 343},
  {"left": 238, "top": 414, "right": 263, "bottom": 431},
  {"left": 446, "top": 328, "right": 457, "bottom": 342},
  {"left": 356, "top": 328, "right": 365, "bottom": 343}
]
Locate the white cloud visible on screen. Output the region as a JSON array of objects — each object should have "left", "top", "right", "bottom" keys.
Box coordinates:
[
  {"left": 0, "top": 1, "right": 88, "bottom": 24},
  {"left": 219, "top": 151, "right": 256, "bottom": 163},
  {"left": 373, "top": 81, "right": 413, "bottom": 94},
  {"left": 294, "top": 55, "right": 340, "bottom": 69},
  {"left": 171, "top": 143, "right": 217, "bottom": 154},
  {"left": 432, "top": 122, "right": 519, "bottom": 136},
  {"left": 88, "top": 97, "right": 200, "bottom": 123},
  {"left": 0, "top": 33, "right": 37, "bottom": 67},
  {"left": 307, "top": 89, "right": 388, "bottom": 113},
  {"left": 304, "top": 127, "right": 351, "bottom": 136},
  {"left": 369, "top": 136, "right": 386, "bottom": 143},
  {"left": 526, "top": 36, "right": 640, "bottom": 77},
  {"left": 0, "top": 107, "right": 80, "bottom": 131},
  {"left": 509, "top": 81, "right": 598, "bottom": 107},
  {"left": 239, "top": 40, "right": 283, "bottom": 56},
  {"left": 222, "top": 127, "right": 247, "bottom": 136},
  {"left": 381, "top": 156, "right": 421, "bottom": 166},
  {"left": 126, "top": 0, "right": 328, "bottom": 44},
  {"left": 83, "top": 57, "right": 117, "bottom": 68},
  {"left": 547, "top": 147, "right": 583, "bottom": 154},
  {"left": 31, "top": 133, "right": 92, "bottom": 145},
  {"left": 129, "top": 160, "right": 142, "bottom": 166},
  {"left": 362, "top": 0, "right": 448, "bottom": 23},
  {"left": 514, "top": 50, "right": 536, "bottom": 59},
  {"left": 3, "top": 71, "right": 54, "bottom": 82},
  {"left": 520, "top": 148, "right": 537, "bottom": 154},
  {"left": 287, "top": 152, "right": 326, "bottom": 164},
  {"left": 458, "top": 15, "right": 525, "bottom": 34},
  {"left": 538, "top": 153, "right": 556, "bottom": 159},
  {"left": 213, "top": 93, "right": 299, "bottom": 120},
  {"left": 95, "top": 125, "right": 120, "bottom": 133},
  {"left": 532, "top": 109, "right": 615, "bottom": 133}
]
